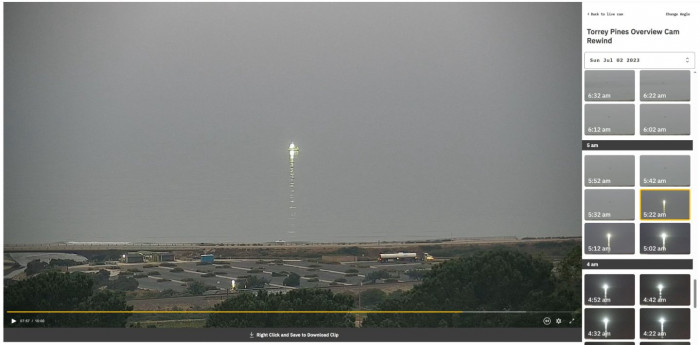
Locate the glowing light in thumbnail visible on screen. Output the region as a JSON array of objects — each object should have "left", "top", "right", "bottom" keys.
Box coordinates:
[
  {"left": 603, "top": 317, "right": 609, "bottom": 338},
  {"left": 661, "top": 232, "right": 667, "bottom": 250},
  {"left": 602, "top": 284, "right": 609, "bottom": 300}
]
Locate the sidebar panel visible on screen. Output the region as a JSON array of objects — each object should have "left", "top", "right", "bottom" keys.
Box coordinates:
[{"left": 582, "top": 3, "right": 698, "bottom": 344}]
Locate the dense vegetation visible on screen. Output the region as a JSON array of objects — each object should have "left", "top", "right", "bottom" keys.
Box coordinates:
[
  {"left": 363, "top": 246, "right": 581, "bottom": 327},
  {"left": 4, "top": 271, "right": 133, "bottom": 327},
  {"left": 205, "top": 289, "right": 354, "bottom": 327},
  {"left": 23, "top": 259, "right": 85, "bottom": 275}
]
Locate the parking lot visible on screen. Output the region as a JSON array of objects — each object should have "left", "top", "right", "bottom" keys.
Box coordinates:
[{"left": 95, "top": 259, "right": 429, "bottom": 292}]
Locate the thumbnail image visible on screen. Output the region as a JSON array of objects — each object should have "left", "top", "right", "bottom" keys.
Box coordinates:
[
  {"left": 584, "top": 274, "right": 635, "bottom": 305},
  {"left": 639, "top": 155, "right": 690, "bottom": 186},
  {"left": 639, "top": 274, "right": 690, "bottom": 306},
  {"left": 640, "top": 190, "right": 690, "bottom": 220},
  {"left": 639, "top": 223, "right": 690, "bottom": 254},
  {"left": 585, "top": 190, "right": 635, "bottom": 220},
  {"left": 584, "top": 155, "right": 634, "bottom": 187},
  {"left": 584, "top": 223, "right": 635, "bottom": 254},
  {"left": 584, "top": 308, "right": 635, "bottom": 340},
  {"left": 585, "top": 70, "right": 635, "bottom": 101},
  {"left": 639, "top": 308, "right": 690, "bottom": 339}
]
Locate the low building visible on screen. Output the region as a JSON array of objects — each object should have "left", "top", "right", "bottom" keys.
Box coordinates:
[
  {"left": 159, "top": 252, "right": 175, "bottom": 262},
  {"left": 139, "top": 251, "right": 175, "bottom": 262},
  {"left": 121, "top": 253, "right": 144, "bottom": 263}
]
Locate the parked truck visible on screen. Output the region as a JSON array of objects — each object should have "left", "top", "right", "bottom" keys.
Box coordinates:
[{"left": 378, "top": 252, "right": 434, "bottom": 263}]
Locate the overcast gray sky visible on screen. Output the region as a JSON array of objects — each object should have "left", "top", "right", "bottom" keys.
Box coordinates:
[{"left": 5, "top": 3, "right": 581, "bottom": 244}]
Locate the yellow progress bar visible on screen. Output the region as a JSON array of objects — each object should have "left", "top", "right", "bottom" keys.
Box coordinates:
[{"left": 7, "top": 310, "right": 464, "bottom": 314}]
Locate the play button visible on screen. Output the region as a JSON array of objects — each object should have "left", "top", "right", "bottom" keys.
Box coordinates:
[{"left": 11, "top": 319, "right": 16, "bottom": 324}]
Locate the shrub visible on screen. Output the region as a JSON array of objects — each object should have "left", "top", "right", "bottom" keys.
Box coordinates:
[
  {"left": 158, "top": 289, "right": 178, "bottom": 298},
  {"left": 283, "top": 273, "right": 301, "bottom": 287},
  {"left": 48, "top": 259, "right": 83, "bottom": 267},
  {"left": 106, "top": 276, "right": 139, "bottom": 291},
  {"left": 186, "top": 281, "right": 216, "bottom": 295},
  {"left": 363, "top": 270, "right": 392, "bottom": 283},
  {"left": 245, "top": 276, "right": 269, "bottom": 289},
  {"left": 148, "top": 271, "right": 161, "bottom": 276},
  {"left": 171, "top": 267, "right": 184, "bottom": 272}
]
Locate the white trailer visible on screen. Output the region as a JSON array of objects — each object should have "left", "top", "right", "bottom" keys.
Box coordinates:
[{"left": 378, "top": 252, "right": 434, "bottom": 263}]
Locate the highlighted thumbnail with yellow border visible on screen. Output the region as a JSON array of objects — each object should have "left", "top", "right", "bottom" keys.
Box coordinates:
[{"left": 640, "top": 189, "right": 690, "bottom": 221}]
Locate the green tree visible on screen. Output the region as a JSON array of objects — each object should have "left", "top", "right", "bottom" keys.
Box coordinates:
[
  {"left": 537, "top": 244, "right": 582, "bottom": 326},
  {"left": 244, "top": 275, "right": 269, "bottom": 289},
  {"left": 206, "top": 289, "right": 354, "bottom": 327},
  {"left": 24, "top": 259, "right": 48, "bottom": 276},
  {"left": 405, "top": 269, "right": 428, "bottom": 281},
  {"left": 186, "top": 280, "right": 217, "bottom": 295},
  {"left": 364, "top": 249, "right": 560, "bottom": 327},
  {"left": 359, "top": 288, "right": 387, "bottom": 308},
  {"left": 363, "top": 270, "right": 392, "bottom": 284},
  {"left": 93, "top": 269, "right": 111, "bottom": 286},
  {"left": 283, "top": 272, "right": 301, "bottom": 287},
  {"left": 4, "top": 271, "right": 132, "bottom": 327},
  {"left": 48, "top": 259, "right": 83, "bottom": 267}
]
